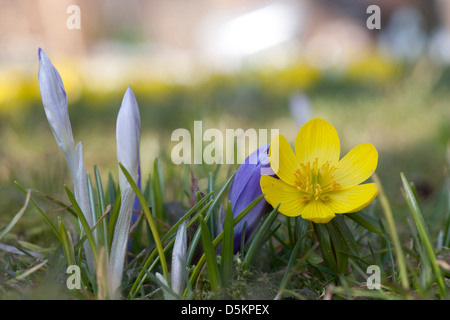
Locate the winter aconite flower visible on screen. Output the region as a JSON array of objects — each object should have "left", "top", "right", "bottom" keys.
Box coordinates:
[{"left": 261, "top": 118, "right": 378, "bottom": 224}]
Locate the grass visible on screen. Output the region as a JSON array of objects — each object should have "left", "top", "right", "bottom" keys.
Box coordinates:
[{"left": 0, "top": 58, "right": 449, "bottom": 300}]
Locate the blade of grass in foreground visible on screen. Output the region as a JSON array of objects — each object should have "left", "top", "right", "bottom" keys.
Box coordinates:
[
  {"left": 199, "top": 213, "right": 221, "bottom": 291},
  {"left": 346, "top": 210, "right": 382, "bottom": 234},
  {"left": 401, "top": 173, "right": 446, "bottom": 299},
  {"left": 372, "top": 174, "right": 410, "bottom": 291},
  {"left": 127, "top": 192, "right": 213, "bottom": 299},
  {"left": 94, "top": 165, "right": 109, "bottom": 260},
  {"left": 275, "top": 234, "right": 318, "bottom": 300},
  {"left": 243, "top": 204, "right": 280, "bottom": 269},
  {"left": 0, "top": 189, "right": 30, "bottom": 241},
  {"left": 58, "top": 217, "right": 75, "bottom": 266},
  {"left": 186, "top": 194, "right": 266, "bottom": 294},
  {"left": 152, "top": 159, "right": 166, "bottom": 231},
  {"left": 186, "top": 172, "right": 236, "bottom": 266},
  {"left": 220, "top": 201, "right": 234, "bottom": 287},
  {"left": 64, "top": 185, "right": 99, "bottom": 263},
  {"left": 14, "top": 181, "right": 61, "bottom": 241},
  {"left": 119, "top": 163, "right": 169, "bottom": 283}
]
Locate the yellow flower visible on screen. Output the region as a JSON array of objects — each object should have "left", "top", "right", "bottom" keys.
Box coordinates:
[{"left": 260, "top": 118, "right": 378, "bottom": 223}]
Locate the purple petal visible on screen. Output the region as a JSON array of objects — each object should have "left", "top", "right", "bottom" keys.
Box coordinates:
[{"left": 228, "top": 144, "right": 275, "bottom": 253}]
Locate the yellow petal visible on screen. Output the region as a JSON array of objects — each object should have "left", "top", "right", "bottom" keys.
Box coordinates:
[
  {"left": 325, "top": 183, "right": 378, "bottom": 214},
  {"left": 269, "top": 134, "right": 299, "bottom": 186},
  {"left": 300, "top": 200, "right": 335, "bottom": 223},
  {"left": 333, "top": 143, "right": 378, "bottom": 189},
  {"left": 295, "top": 118, "right": 340, "bottom": 167},
  {"left": 260, "top": 175, "right": 307, "bottom": 217}
]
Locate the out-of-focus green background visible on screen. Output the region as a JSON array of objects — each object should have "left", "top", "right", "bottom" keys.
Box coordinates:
[{"left": 0, "top": 0, "right": 449, "bottom": 245}]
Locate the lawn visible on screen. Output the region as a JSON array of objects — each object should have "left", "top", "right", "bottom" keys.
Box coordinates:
[{"left": 0, "top": 54, "right": 449, "bottom": 300}]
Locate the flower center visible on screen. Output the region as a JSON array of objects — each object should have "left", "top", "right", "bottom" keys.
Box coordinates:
[{"left": 294, "top": 158, "right": 341, "bottom": 202}]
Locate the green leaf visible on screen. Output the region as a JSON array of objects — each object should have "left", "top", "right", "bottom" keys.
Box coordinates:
[
  {"left": 107, "top": 189, "right": 122, "bottom": 250},
  {"left": 119, "top": 163, "right": 169, "bottom": 283},
  {"left": 58, "top": 217, "right": 75, "bottom": 266},
  {"left": 94, "top": 165, "right": 109, "bottom": 257},
  {"left": 373, "top": 174, "right": 410, "bottom": 291},
  {"left": 275, "top": 241, "right": 319, "bottom": 299},
  {"left": 313, "top": 223, "right": 338, "bottom": 272},
  {"left": 152, "top": 159, "right": 166, "bottom": 228},
  {"left": 187, "top": 193, "right": 266, "bottom": 293},
  {"left": 401, "top": 172, "right": 446, "bottom": 299},
  {"left": 221, "top": 202, "right": 234, "bottom": 287},
  {"left": 326, "top": 220, "right": 350, "bottom": 274},
  {"left": 186, "top": 172, "right": 236, "bottom": 266},
  {"left": 243, "top": 204, "right": 280, "bottom": 269},
  {"left": 127, "top": 193, "right": 213, "bottom": 299},
  {"left": 14, "top": 181, "right": 61, "bottom": 241},
  {"left": 333, "top": 215, "right": 359, "bottom": 256},
  {"left": 106, "top": 173, "right": 117, "bottom": 206},
  {"left": 199, "top": 214, "right": 221, "bottom": 291},
  {"left": 0, "top": 189, "right": 30, "bottom": 241},
  {"left": 64, "top": 185, "right": 98, "bottom": 262},
  {"left": 346, "top": 211, "right": 382, "bottom": 234},
  {"left": 87, "top": 173, "right": 100, "bottom": 244}
]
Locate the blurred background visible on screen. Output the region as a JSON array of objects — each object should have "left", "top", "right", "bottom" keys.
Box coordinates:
[{"left": 0, "top": 0, "right": 449, "bottom": 245}]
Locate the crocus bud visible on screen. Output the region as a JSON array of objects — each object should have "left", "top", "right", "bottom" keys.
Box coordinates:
[
  {"left": 38, "top": 48, "right": 77, "bottom": 176},
  {"left": 38, "top": 48, "right": 94, "bottom": 272},
  {"left": 155, "top": 221, "right": 187, "bottom": 300},
  {"left": 109, "top": 87, "right": 141, "bottom": 296},
  {"left": 228, "top": 144, "right": 274, "bottom": 253},
  {"left": 171, "top": 221, "right": 187, "bottom": 296}
]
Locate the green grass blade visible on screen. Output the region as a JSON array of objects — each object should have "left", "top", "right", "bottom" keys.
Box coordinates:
[
  {"left": 326, "top": 220, "right": 350, "bottom": 274},
  {"left": 186, "top": 172, "right": 236, "bottom": 266},
  {"left": 37, "top": 191, "right": 77, "bottom": 219},
  {"left": 207, "top": 172, "right": 217, "bottom": 238},
  {"left": 64, "top": 185, "right": 98, "bottom": 262},
  {"left": 243, "top": 204, "right": 280, "bottom": 269},
  {"left": 199, "top": 214, "right": 221, "bottom": 291},
  {"left": 87, "top": 173, "right": 100, "bottom": 243},
  {"left": 334, "top": 215, "right": 359, "bottom": 256},
  {"left": 0, "top": 189, "right": 30, "bottom": 241},
  {"left": 14, "top": 181, "right": 61, "bottom": 241},
  {"left": 187, "top": 193, "right": 265, "bottom": 293},
  {"left": 275, "top": 241, "right": 318, "bottom": 299},
  {"left": 127, "top": 194, "right": 213, "bottom": 299},
  {"left": 119, "top": 163, "right": 169, "bottom": 283},
  {"left": 94, "top": 165, "right": 109, "bottom": 258},
  {"left": 107, "top": 189, "right": 121, "bottom": 250},
  {"left": 58, "top": 217, "right": 75, "bottom": 266},
  {"left": 346, "top": 211, "right": 382, "bottom": 234},
  {"left": 74, "top": 205, "right": 110, "bottom": 253},
  {"left": 314, "top": 223, "right": 338, "bottom": 273},
  {"left": 373, "top": 174, "right": 410, "bottom": 291},
  {"left": 220, "top": 201, "right": 234, "bottom": 287},
  {"left": 152, "top": 159, "right": 166, "bottom": 229},
  {"left": 106, "top": 173, "right": 117, "bottom": 205},
  {"left": 401, "top": 172, "right": 446, "bottom": 299}
]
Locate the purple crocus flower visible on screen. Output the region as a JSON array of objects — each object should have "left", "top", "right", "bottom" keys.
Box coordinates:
[{"left": 228, "top": 143, "right": 275, "bottom": 253}]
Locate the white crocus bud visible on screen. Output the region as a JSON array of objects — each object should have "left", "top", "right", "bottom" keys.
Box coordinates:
[
  {"left": 109, "top": 87, "right": 141, "bottom": 297},
  {"left": 38, "top": 48, "right": 94, "bottom": 272},
  {"left": 38, "top": 48, "right": 77, "bottom": 177},
  {"left": 171, "top": 221, "right": 187, "bottom": 297}
]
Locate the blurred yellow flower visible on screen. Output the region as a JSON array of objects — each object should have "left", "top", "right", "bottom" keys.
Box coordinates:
[{"left": 261, "top": 118, "right": 378, "bottom": 223}]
